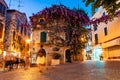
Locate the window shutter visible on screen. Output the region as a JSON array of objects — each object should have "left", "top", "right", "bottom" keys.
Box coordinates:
[{"left": 40, "top": 32, "right": 46, "bottom": 42}]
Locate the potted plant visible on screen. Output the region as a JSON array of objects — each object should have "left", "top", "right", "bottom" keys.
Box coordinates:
[
  {"left": 52, "top": 53, "right": 61, "bottom": 59},
  {"left": 51, "top": 53, "right": 61, "bottom": 65},
  {"left": 52, "top": 47, "right": 60, "bottom": 51}
]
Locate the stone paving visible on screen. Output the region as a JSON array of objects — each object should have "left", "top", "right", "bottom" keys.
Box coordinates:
[{"left": 0, "top": 60, "right": 120, "bottom": 80}]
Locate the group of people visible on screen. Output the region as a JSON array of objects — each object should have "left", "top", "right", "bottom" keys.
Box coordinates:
[
  {"left": 4, "top": 51, "right": 30, "bottom": 71},
  {"left": 3, "top": 44, "right": 46, "bottom": 72}
]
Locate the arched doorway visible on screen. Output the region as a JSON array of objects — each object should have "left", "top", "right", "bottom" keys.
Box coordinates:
[{"left": 65, "top": 49, "right": 72, "bottom": 63}]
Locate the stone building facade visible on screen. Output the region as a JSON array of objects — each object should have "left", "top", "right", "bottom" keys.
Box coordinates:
[
  {"left": 31, "top": 28, "right": 67, "bottom": 65},
  {"left": 4, "top": 9, "right": 31, "bottom": 57},
  {"left": 0, "top": 0, "right": 8, "bottom": 54},
  {"left": 30, "top": 17, "right": 69, "bottom": 65}
]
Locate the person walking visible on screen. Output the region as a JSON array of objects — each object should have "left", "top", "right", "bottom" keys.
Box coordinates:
[
  {"left": 36, "top": 45, "right": 46, "bottom": 73},
  {"left": 24, "top": 53, "right": 30, "bottom": 70}
]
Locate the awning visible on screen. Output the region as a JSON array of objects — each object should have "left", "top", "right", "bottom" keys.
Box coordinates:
[{"left": 101, "top": 38, "right": 120, "bottom": 48}]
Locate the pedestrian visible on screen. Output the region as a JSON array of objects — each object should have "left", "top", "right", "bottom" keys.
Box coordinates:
[
  {"left": 24, "top": 53, "right": 30, "bottom": 70},
  {"left": 36, "top": 45, "right": 46, "bottom": 73}
]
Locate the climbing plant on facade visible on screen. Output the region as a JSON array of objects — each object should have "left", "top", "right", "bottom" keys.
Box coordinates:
[{"left": 30, "top": 4, "right": 90, "bottom": 60}]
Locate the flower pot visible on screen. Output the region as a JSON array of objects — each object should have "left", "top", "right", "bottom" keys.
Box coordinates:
[{"left": 51, "top": 59, "right": 60, "bottom": 65}]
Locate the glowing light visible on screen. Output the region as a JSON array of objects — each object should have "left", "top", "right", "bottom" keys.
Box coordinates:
[
  {"left": 18, "top": 52, "right": 21, "bottom": 57},
  {"left": 81, "top": 37, "right": 84, "bottom": 41},
  {"left": 3, "top": 51, "right": 6, "bottom": 57},
  {"left": 26, "top": 39, "right": 31, "bottom": 44},
  {"left": 92, "top": 47, "right": 103, "bottom": 60}
]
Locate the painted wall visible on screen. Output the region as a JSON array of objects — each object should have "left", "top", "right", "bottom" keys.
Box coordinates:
[
  {"left": 91, "top": 7, "right": 120, "bottom": 59},
  {"left": 0, "top": 0, "right": 8, "bottom": 54}
]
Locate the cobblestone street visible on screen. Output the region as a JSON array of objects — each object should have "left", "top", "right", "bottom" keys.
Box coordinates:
[{"left": 1, "top": 60, "right": 120, "bottom": 80}]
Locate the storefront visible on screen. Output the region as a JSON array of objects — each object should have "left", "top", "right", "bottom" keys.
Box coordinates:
[{"left": 92, "top": 45, "right": 103, "bottom": 60}]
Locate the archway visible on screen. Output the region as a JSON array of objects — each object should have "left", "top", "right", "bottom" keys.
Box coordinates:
[{"left": 65, "top": 49, "right": 72, "bottom": 63}]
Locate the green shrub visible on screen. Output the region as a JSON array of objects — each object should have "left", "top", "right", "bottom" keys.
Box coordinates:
[
  {"left": 52, "top": 47, "right": 60, "bottom": 51},
  {"left": 52, "top": 53, "right": 61, "bottom": 59}
]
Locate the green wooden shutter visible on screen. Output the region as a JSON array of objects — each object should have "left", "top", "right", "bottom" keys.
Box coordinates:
[{"left": 40, "top": 32, "right": 46, "bottom": 42}]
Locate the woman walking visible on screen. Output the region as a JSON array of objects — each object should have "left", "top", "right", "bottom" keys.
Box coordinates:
[{"left": 36, "top": 45, "right": 46, "bottom": 72}]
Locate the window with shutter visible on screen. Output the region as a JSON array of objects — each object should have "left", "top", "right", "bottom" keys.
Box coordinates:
[{"left": 40, "top": 32, "right": 46, "bottom": 42}]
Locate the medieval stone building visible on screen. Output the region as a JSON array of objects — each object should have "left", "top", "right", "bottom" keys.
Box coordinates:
[
  {"left": 4, "top": 9, "right": 31, "bottom": 57},
  {"left": 0, "top": 0, "right": 8, "bottom": 54},
  {"left": 30, "top": 21, "right": 67, "bottom": 65}
]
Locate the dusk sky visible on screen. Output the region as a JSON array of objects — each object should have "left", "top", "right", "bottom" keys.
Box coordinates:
[{"left": 5, "top": 0, "right": 92, "bottom": 21}]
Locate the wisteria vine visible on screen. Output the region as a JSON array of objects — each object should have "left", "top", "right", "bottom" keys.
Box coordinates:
[{"left": 30, "top": 4, "right": 90, "bottom": 28}]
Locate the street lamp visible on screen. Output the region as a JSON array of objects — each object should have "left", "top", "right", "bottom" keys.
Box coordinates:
[
  {"left": 26, "top": 39, "right": 31, "bottom": 44},
  {"left": 81, "top": 37, "right": 84, "bottom": 42}
]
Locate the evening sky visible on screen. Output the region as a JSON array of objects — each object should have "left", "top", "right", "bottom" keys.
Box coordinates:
[{"left": 5, "top": 0, "right": 92, "bottom": 21}]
